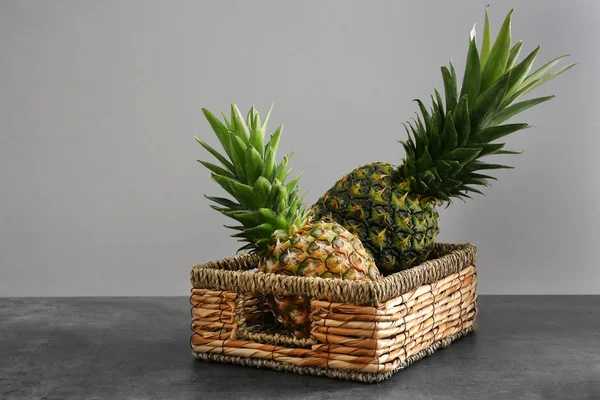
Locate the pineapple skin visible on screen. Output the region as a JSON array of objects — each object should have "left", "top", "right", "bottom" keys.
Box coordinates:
[
  {"left": 312, "top": 162, "right": 440, "bottom": 275},
  {"left": 260, "top": 220, "right": 381, "bottom": 337}
]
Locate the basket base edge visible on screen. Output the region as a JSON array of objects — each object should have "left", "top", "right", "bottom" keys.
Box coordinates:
[{"left": 192, "top": 323, "right": 478, "bottom": 383}]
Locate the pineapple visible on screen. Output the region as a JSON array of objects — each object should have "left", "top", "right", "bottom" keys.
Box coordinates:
[
  {"left": 313, "top": 8, "right": 574, "bottom": 275},
  {"left": 197, "top": 103, "right": 381, "bottom": 337}
]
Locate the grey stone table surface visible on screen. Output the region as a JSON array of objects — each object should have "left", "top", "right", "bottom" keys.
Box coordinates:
[{"left": 1, "top": 296, "right": 598, "bottom": 400}]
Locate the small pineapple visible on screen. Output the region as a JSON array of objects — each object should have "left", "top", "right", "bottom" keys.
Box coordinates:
[
  {"left": 197, "top": 103, "right": 381, "bottom": 337},
  {"left": 313, "top": 8, "right": 574, "bottom": 275}
]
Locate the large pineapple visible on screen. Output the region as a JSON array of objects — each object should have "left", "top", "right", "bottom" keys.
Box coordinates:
[
  {"left": 197, "top": 103, "right": 381, "bottom": 337},
  {"left": 313, "top": 9, "right": 574, "bottom": 275}
]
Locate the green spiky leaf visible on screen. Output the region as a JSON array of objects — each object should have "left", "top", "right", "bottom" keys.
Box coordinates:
[
  {"left": 490, "top": 96, "right": 554, "bottom": 126},
  {"left": 261, "top": 147, "right": 276, "bottom": 180},
  {"left": 286, "top": 173, "right": 303, "bottom": 193},
  {"left": 441, "top": 64, "right": 458, "bottom": 113},
  {"left": 229, "top": 134, "right": 248, "bottom": 182},
  {"left": 506, "top": 41, "right": 523, "bottom": 70},
  {"left": 505, "top": 45, "right": 541, "bottom": 100},
  {"left": 201, "top": 108, "right": 234, "bottom": 159},
  {"left": 505, "top": 63, "right": 575, "bottom": 105},
  {"left": 198, "top": 103, "right": 309, "bottom": 254},
  {"left": 520, "top": 54, "right": 571, "bottom": 89},
  {"left": 248, "top": 111, "right": 265, "bottom": 156},
  {"left": 262, "top": 102, "right": 274, "bottom": 132},
  {"left": 274, "top": 153, "right": 292, "bottom": 182},
  {"left": 198, "top": 160, "right": 235, "bottom": 179},
  {"left": 212, "top": 174, "right": 253, "bottom": 207},
  {"left": 480, "top": 7, "right": 492, "bottom": 66},
  {"left": 460, "top": 37, "right": 481, "bottom": 104},
  {"left": 471, "top": 71, "right": 511, "bottom": 130},
  {"left": 472, "top": 123, "right": 529, "bottom": 143},
  {"left": 453, "top": 95, "right": 471, "bottom": 146},
  {"left": 205, "top": 196, "right": 241, "bottom": 210},
  {"left": 253, "top": 177, "right": 271, "bottom": 206},
  {"left": 480, "top": 9, "right": 513, "bottom": 89},
  {"left": 230, "top": 103, "right": 250, "bottom": 144},
  {"left": 244, "top": 146, "right": 263, "bottom": 184},
  {"left": 441, "top": 147, "right": 482, "bottom": 166},
  {"left": 466, "top": 161, "right": 515, "bottom": 171},
  {"left": 441, "top": 112, "right": 458, "bottom": 150},
  {"left": 195, "top": 137, "right": 235, "bottom": 173},
  {"left": 265, "top": 125, "right": 282, "bottom": 156}
]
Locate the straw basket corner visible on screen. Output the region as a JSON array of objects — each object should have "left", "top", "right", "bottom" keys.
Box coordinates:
[{"left": 189, "top": 242, "right": 478, "bottom": 383}]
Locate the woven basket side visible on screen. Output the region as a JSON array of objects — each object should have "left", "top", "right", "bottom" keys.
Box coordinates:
[
  {"left": 190, "top": 242, "right": 476, "bottom": 306},
  {"left": 371, "top": 242, "right": 477, "bottom": 302},
  {"left": 309, "top": 266, "right": 477, "bottom": 361},
  {"left": 190, "top": 289, "right": 239, "bottom": 340},
  {"left": 190, "top": 263, "right": 478, "bottom": 380},
  {"left": 192, "top": 323, "right": 477, "bottom": 383}
]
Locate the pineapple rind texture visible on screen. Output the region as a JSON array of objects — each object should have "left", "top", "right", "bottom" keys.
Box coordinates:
[
  {"left": 313, "top": 163, "right": 439, "bottom": 275},
  {"left": 261, "top": 220, "right": 381, "bottom": 336}
]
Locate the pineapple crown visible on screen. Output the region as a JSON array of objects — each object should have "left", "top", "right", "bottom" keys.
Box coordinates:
[
  {"left": 196, "top": 103, "right": 310, "bottom": 254},
  {"left": 398, "top": 8, "right": 574, "bottom": 202}
]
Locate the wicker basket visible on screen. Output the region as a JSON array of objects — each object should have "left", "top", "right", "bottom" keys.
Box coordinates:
[{"left": 190, "top": 242, "right": 477, "bottom": 383}]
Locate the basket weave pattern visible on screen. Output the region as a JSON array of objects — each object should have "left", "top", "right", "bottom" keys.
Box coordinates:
[{"left": 190, "top": 243, "right": 478, "bottom": 382}]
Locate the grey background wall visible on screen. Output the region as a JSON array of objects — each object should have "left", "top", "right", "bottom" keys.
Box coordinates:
[{"left": 1, "top": 0, "right": 598, "bottom": 296}]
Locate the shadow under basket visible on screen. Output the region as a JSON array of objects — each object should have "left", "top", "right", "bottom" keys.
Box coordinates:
[{"left": 189, "top": 242, "right": 478, "bottom": 383}]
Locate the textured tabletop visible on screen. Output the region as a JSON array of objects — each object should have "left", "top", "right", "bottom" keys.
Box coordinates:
[{"left": 1, "top": 296, "right": 598, "bottom": 400}]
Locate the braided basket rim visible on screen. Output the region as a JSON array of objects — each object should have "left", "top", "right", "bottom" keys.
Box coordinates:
[{"left": 190, "top": 242, "right": 476, "bottom": 306}]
